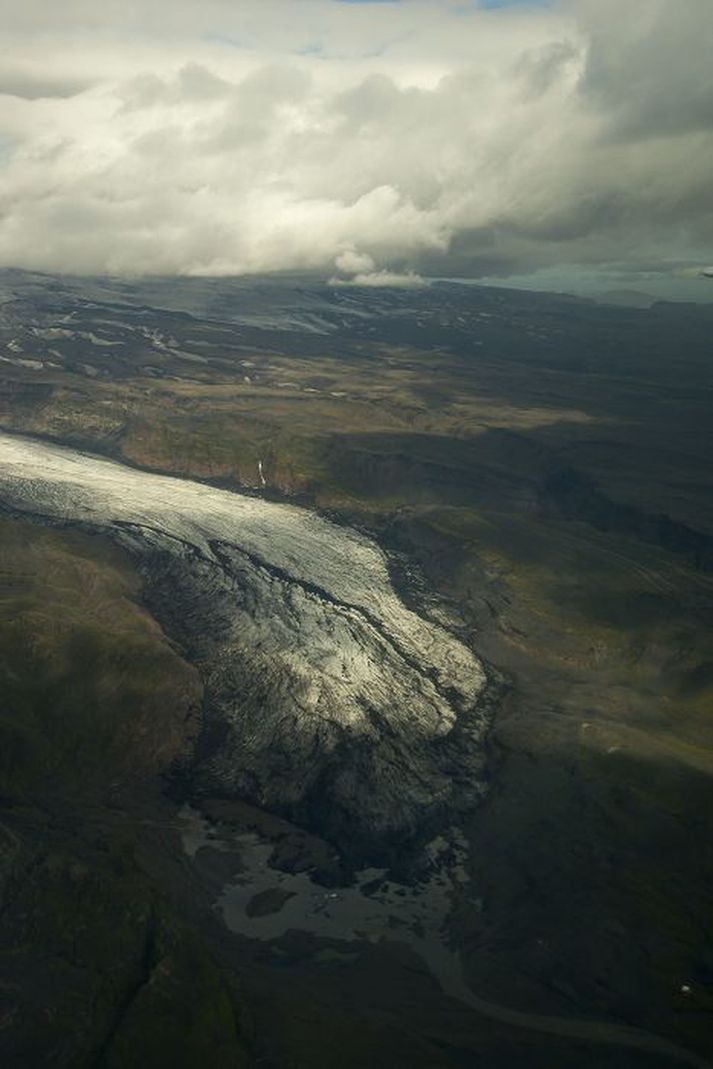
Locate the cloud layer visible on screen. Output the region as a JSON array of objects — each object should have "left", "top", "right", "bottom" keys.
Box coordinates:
[{"left": 0, "top": 0, "right": 711, "bottom": 284}]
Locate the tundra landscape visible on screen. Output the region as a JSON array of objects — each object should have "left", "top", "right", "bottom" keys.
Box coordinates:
[{"left": 0, "top": 269, "right": 711, "bottom": 1067}]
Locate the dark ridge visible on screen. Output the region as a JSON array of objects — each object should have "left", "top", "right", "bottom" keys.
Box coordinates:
[{"left": 545, "top": 467, "right": 713, "bottom": 571}]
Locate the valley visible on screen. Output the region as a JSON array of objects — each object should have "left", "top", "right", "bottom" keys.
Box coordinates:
[{"left": 0, "top": 270, "right": 711, "bottom": 1068}]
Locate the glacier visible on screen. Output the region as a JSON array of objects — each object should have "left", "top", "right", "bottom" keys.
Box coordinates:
[{"left": 0, "top": 430, "right": 493, "bottom": 858}]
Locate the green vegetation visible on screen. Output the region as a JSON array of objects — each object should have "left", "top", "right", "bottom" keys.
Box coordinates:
[
  {"left": 0, "top": 519, "right": 201, "bottom": 798},
  {"left": 0, "top": 519, "right": 249, "bottom": 1067},
  {"left": 393, "top": 501, "right": 713, "bottom": 1056}
]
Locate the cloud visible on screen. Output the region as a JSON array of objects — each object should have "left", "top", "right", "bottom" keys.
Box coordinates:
[
  {"left": 331, "top": 246, "right": 426, "bottom": 286},
  {"left": 0, "top": 0, "right": 710, "bottom": 284},
  {"left": 335, "top": 250, "right": 377, "bottom": 274},
  {"left": 0, "top": 72, "right": 94, "bottom": 100},
  {"left": 679, "top": 266, "right": 713, "bottom": 280},
  {"left": 329, "top": 269, "right": 427, "bottom": 287}
]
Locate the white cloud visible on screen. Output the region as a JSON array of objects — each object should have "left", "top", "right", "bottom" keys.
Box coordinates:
[
  {"left": 329, "top": 269, "right": 427, "bottom": 288},
  {"left": 0, "top": 0, "right": 710, "bottom": 281},
  {"left": 335, "top": 249, "right": 376, "bottom": 275},
  {"left": 679, "top": 266, "right": 713, "bottom": 279}
]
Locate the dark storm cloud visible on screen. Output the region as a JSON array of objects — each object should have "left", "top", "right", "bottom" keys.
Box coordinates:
[{"left": 577, "top": 0, "right": 713, "bottom": 141}]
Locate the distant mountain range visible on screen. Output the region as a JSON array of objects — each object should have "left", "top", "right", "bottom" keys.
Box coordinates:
[{"left": 594, "top": 289, "right": 659, "bottom": 309}]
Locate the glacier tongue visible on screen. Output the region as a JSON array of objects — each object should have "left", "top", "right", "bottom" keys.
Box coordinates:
[{"left": 0, "top": 431, "right": 493, "bottom": 858}]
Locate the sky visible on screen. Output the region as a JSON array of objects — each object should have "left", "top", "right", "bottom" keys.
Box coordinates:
[{"left": 0, "top": 0, "right": 711, "bottom": 297}]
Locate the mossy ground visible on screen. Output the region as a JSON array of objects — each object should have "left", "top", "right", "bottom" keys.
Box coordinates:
[
  {"left": 0, "top": 518, "right": 248, "bottom": 1068},
  {"left": 385, "top": 501, "right": 713, "bottom": 1058},
  {"left": 0, "top": 285, "right": 712, "bottom": 1064}
]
